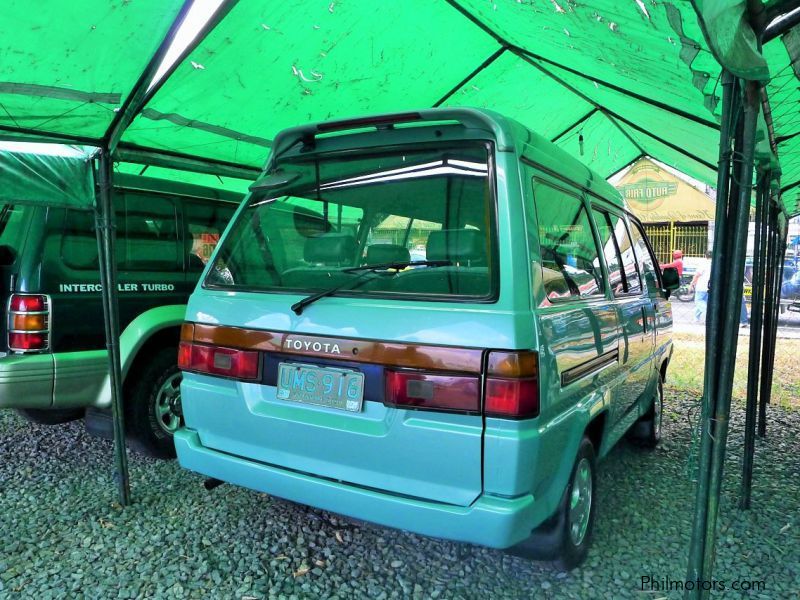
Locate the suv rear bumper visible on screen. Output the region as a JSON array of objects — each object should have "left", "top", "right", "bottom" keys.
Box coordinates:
[
  {"left": 175, "top": 428, "right": 537, "bottom": 549},
  {"left": 0, "top": 351, "right": 107, "bottom": 409},
  {"left": 0, "top": 354, "right": 54, "bottom": 408}
]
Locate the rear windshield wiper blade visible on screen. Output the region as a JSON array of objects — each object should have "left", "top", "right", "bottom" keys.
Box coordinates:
[
  {"left": 341, "top": 259, "right": 451, "bottom": 273},
  {"left": 291, "top": 260, "right": 451, "bottom": 315}
]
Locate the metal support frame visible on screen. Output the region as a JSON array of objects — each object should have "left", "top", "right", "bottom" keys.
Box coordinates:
[
  {"left": 759, "top": 218, "right": 789, "bottom": 435},
  {"left": 92, "top": 0, "right": 239, "bottom": 506},
  {"left": 740, "top": 171, "right": 770, "bottom": 508},
  {"left": 757, "top": 201, "right": 778, "bottom": 436},
  {"left": 686, "top": 74, "right": 761, "bottom": 599},
  {"left": 94, "top": 149, "right": 130, "bottom": 506}
]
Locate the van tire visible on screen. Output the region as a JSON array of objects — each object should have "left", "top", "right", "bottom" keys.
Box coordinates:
[
  {"left": 629, "top": 378, "right": 663, "bottom": 448},
  {"left": 508, "top": 437, "right": 597, "bottom": 570},
  {"left": 16, "top": 407, "right": 84, "bottom": 425},
  {"left": 125, "top": 346, "right": 182, "bottom": 459}
]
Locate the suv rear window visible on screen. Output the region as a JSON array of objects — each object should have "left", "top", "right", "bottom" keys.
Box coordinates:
[
  {"left": 0, "top": 204, "right": 32, "bottom": 261},
  {"left": 206, "top": 144, "right": 496, "bottom": 300}
]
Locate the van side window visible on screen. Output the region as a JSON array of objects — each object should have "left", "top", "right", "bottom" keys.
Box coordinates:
[
  {"left": 592, "top": 209, "right": 641, "bottom": 295},
  {"left": 616, "top": 219, "right": 642, "bottom": 294},
  {"left": 62, "top": 209, "right": 98, "bottom": 270},
  {"left": 117, "top": 193, "right": 179, "bottom": 271},
  {"left": 184, "top": 201, "right": 237, "bottom": 271},
  {"left": 629, "top": 220, "right": 660, "bottom": 292},
  {"left": 534, "top": 185, "right": 604, "bottom": 301}
]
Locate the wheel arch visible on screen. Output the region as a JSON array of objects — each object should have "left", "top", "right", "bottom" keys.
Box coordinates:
[
  {"left": 660, "top": 356, "right": 669, "bottom": 383},
  {"left": 584, "top": 410, "right": 607, "bottom": 455},
  {"left": 91, "top": 305, "right": 187, "bottom": 408}
]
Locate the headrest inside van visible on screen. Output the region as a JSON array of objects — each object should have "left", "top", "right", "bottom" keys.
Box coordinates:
[
  {"left": 304, "top": 233, "right": 356, "bottom": 265},
  {"left": 364, "top": 244, "right": 410, "bottom": 266},
  {"left": 426, "top": 229, "right": 484, "bottom": 263}
]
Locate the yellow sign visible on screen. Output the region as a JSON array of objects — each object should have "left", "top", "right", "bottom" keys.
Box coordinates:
[{"left": 615, "top": 159, "right": 716, "bottom": 223}]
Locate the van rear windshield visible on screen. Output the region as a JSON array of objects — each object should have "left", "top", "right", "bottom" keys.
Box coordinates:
[{"left": 205, "top": 144, "right": 496, "bottom": 300}]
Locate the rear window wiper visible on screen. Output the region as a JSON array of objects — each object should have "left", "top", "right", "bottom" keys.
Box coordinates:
[
  {"left": 291, "top": 260, "right": 451, "bottom": 315},
  {"left": 342, "top": 259, "right": 451, "bottom": 273}
]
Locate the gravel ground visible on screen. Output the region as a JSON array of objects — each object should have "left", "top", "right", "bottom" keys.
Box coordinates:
[{"left": 1, "top": 390, "right": 799, "bottom": 599}]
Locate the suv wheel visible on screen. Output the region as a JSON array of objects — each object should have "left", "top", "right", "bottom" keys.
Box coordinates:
[
  {"left": 629, "top": 378, "right": 663, "bottom": 448},
  {"left": 126, "top": 346, "right": 183, "bottom": 459},
  {"left": 17, "top": 407, "right": 84, "bottom": 425},
  {"left": 508, "top": 437, "right": 597, "bottom": 570}
]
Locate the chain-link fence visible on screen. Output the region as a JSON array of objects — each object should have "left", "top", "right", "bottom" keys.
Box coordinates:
[{"left": 669, "top": 284, "right": 800, "bottom": 412}]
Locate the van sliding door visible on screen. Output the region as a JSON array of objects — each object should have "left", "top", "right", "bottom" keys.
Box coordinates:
[{"left": 591, "top": 208, "right": 652, "bottom": 427}]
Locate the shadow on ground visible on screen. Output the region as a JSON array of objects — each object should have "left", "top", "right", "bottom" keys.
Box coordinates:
[{"left": 1, "top": 390, "right": 798, "bottom": 598}]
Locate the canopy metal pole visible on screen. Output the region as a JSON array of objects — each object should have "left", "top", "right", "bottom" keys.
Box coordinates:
[
  {"left": 686, "top": 76, "right": 761, "bottom": 599},
  {"left": 686, "top": 71, "right": 737, "bottom": 588},
  {"left": 700, "top": 79, "right": 760, "bottom": 593},
  {"left": 759, "top": 222, "right": 789, "bottom": 435},
  {"left": 94, "top": 149, "right": 130, "bottom": 505},
  {"left": 757, "top": 201, "right": 777, "bottom": 436},
  {"left": 740, "top": 171, "right": 769, "bottom": 508}
]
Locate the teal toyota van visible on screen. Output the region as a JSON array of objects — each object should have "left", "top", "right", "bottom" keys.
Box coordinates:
[{"left": 175, "top": 109, "right": 678, "bottom": 568}]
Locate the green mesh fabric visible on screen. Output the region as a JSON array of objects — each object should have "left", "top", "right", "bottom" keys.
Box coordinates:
[
  {"left": 122, "top": 1, "right": 498, "bottom": 166},
  {"left": 0, "top": 0, "right": 185, "bottom": 140},
  {"left": 551, "top": 110, "right": 641, "bottom": 178},
  {"left": 0, "top": 1, "right": 797, "bottom": 215}
]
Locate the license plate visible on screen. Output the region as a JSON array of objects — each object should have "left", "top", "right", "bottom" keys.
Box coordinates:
[{"left": 276, "top": 362, "right": 365, "bottom": 412}]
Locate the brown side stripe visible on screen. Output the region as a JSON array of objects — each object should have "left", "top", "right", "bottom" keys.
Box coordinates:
[{"left": 185, "top": 323, "right": 484, "bottom": 374}]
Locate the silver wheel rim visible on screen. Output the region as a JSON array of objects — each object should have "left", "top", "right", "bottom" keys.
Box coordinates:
[
  {"left": 568, "top": 457, "right": 593, "bottom": 546},
  {"left": 155, "top": 372, "right": 183, "bottom": 434}
]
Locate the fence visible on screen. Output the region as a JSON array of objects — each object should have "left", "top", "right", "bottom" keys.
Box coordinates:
[{"left": 644, "top": 222, "right": 709, "bottom": 263}]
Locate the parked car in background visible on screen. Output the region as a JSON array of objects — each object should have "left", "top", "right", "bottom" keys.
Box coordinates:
[
  {"left": 175, "top": 108, "right": 678, "bottom": 568},
  {"left": 0, "top": 174, "right": 240, "bottom": 458}
]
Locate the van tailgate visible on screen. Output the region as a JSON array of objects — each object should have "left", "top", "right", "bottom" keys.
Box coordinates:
[{"left": 180, "top": 296, "right": 520, "bottom": 507}]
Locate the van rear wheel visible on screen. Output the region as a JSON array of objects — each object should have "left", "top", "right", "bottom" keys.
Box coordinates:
[
  {"left": 629, "top": 378, "right": 663, "bottom": 448},
  {"left": 508, "top": 437, "right": 597, "bottom": 570},
  {"left": 125, "top": 346, "right": 182, "bottom": 459}
]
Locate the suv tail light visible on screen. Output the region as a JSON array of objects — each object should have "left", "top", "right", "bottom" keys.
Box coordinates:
[
  {"left": 178, "top": 341, "right": 260, "bottom": 381},
  {"left": 8, "top": 294, "right": 50, "bottom": 353},
  {"left": 485, "top": 350, "right": 539, "bottom": 418}
]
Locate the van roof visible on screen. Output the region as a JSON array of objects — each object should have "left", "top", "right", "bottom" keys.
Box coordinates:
[{"left": 269, "top": 108, "right": 624, "bottom": 209}]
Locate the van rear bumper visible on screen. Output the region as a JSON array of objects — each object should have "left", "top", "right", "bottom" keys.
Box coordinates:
[{"left": 175, "top": 428, "right": 537, "bottom": 549}]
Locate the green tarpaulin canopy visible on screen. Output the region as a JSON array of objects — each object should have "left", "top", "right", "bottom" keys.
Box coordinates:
[
  {"left": 0, "top": 0, "right": 798, "bottom": 214},
  {"left": 0, "top": 144, "right": 95, "bottom": 209}
]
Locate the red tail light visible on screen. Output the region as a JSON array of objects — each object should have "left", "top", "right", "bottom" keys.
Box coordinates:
[
  {"left": 484, "top": 350, "right": 539, "bottom": 419},
  {"left": 178, "top": 341, "right": 260, "bottom": 381},
  {"left": 8, "top": 294, "right": 50, "bottom": 353},
  {"left": 383, "top": 351, "right": 539, "bottom": 418},
  {"left": 385, "top": 370, "right": 479, "bottom": 412}
]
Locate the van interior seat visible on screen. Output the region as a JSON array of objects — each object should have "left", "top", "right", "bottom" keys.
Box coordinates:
[
  {"left": 281, "top": 232, "right": 357, "bottom": 289},
  {"left": 389, "top": 229, "right": 490, "bottom": 296},
  {"left": 426, "top": 229, "right": 485, "bottom": 265},
  {"left": 364, "top": 244, "right": 410, "bottom": 266}
]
